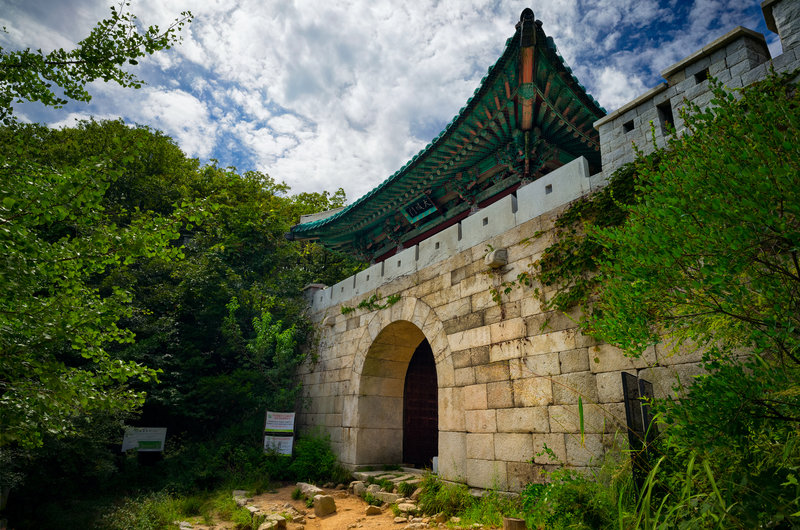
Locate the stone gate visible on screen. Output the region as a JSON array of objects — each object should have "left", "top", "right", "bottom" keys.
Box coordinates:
[{"left": 289, "top": 1, "right": 800, "bottom": 491}]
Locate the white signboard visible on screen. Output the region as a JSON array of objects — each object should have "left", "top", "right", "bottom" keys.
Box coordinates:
[
  {"left": 264, "top": 411, "right": 295, "bottom": 456},
  {"left": 121, "top": 427, "right": 167, "bottom": 452},
  {"left": 264, "top": 411, "right": 295, "bottom": 434},
  {"left": 263, "top": 435, "right": 294, "bottom": 455}
]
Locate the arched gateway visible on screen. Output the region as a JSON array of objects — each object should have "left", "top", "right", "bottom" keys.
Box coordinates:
[{"left": 344, "top": 297, "right": 456, "bottom": 469}]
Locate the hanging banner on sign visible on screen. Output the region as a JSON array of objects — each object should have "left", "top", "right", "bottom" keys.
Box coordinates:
[
  {"left": 121, "top": 427, "right": 167, "bottom": 452},
  {"left": 264, "top": 411, "right": 295, "bottom": 456},
  {"left": 264, "top": 411, "right": 295, "bottom": 434},
  {"left": 264, "top": 435, "right": 294, "bottom": 455}
]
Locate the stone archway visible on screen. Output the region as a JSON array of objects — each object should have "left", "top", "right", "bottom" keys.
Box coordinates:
[{"left": 343, "top": 297, "right": 456, "bottom": 468}]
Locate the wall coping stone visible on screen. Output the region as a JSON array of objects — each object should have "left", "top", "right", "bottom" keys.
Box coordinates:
[
  {"left": 763, "top": 0, "right": 781, "bottom": 33},
  {"left": 593, "top": 82, "right": 668, "bottom": 128},
  {"left": 660, "top": 26, "right": 768, "bottom": 79}
]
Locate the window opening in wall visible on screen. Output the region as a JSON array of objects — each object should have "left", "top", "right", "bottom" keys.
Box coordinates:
[
  {"left": 545, "top": 184, "right": 553, "bottom": 194},
  {"left": 435, "top": 242, "right": 440, "bottom": 250},
  {"left": 657, "top": 101, "right": 674, "bottom": 135},
  {"left": 397, "top": 260, "right": 401, "bottom": 267},
  {"left": 623, "top": 120, "right": 634, "bottom": 133},
  {"left": 482, "top": 217, "right": 488, "bottom": 226},
  {"left": 366, "top": 274, "right": 370, "bottom": 281},
  {"left": 694, "top": 68, "right": 709, "bottom": 83}
]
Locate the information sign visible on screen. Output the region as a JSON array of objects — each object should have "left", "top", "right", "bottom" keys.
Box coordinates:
[
  {"left": 264, "top": 411, "right": 295, "bottom": 456},
  {"left": 121, "top": 427, "right": 167, "bottom": 452},
  {"left": 264, "top": 411, "right": 295, "bottom": 434}
]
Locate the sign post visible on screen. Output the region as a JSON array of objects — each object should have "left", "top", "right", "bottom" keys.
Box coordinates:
[
  {"left": 121, "top": 427, "right": 167, "bottom": 452},
  {"left": 263, "top": 411, "right": 295, "bottom": 456}
]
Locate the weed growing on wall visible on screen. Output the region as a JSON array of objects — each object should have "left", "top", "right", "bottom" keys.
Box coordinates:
[{"left": 340, "top": 292, "right": 401, "bottom": 314}]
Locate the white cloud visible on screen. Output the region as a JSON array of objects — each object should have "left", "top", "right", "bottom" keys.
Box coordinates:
[
  {"left": 595, "top": 67, "right": 649, "bottom": 110},
  {"left": 3, "top": 0, "right": 777, "bottom": 201},
  {"left": 137, "top": 88, "right": 218, "bottom": 159}
]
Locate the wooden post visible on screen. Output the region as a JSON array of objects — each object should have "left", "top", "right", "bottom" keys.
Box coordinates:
[{"left": 503, "top": 516, "right": 527, "bottom": 530}]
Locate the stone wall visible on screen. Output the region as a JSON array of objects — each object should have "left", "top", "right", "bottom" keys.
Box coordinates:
[{"left": 296, "top": 159, "right": 704, "bottom": 491}]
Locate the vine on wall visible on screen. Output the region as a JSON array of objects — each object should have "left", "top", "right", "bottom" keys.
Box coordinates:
[
  {"left": 341, "top": 292, "right": 401, "bottom": 315},
  {"left": 489, "top": 152, "right": 661, "bottom": 312}
]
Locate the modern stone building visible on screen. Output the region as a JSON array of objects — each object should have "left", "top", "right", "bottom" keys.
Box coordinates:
[{"left": 287, "top": 1, "right": 800, "bottom": 491}]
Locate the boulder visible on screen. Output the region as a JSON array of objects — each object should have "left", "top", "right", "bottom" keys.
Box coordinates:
[
  {"left": 313, "top": 494, "right": 337, "bottom": 517},
  {"left": 397, "top": 503, "right": 417, "bottom": 513},
  {"left": 374, "top": 491, "right": 401, "bottom": 504},
  {"left": 297, "top": 482, "right": 323, "bottom": 496},
  {"left": 263, "top": 514, "right": 286, "bottom": 529},
  {"left": 394, "top": 516, "right": 408, "bottom": 524},
  {"left": 352, "top": 481, "right": 367, "bottom": 496},
  {"left": 233, "top": 489, "right": 250, "bottom": 507},
  {"left": 365, "top": 505, "right": 382, "bottom": 516}
]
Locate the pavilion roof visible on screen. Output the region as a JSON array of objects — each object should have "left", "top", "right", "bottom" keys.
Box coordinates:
[{"left": 289, "top": 8, "right": 605, "bottom": 262}]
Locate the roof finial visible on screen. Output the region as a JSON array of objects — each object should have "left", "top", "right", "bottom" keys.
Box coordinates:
[{"left": 516, "top": 8, "right": 534, "bottom": 30}]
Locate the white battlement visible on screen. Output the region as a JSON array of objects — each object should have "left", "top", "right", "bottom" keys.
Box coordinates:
[{"left": 308, "top": 156, "right": 597, "bottom": 312}]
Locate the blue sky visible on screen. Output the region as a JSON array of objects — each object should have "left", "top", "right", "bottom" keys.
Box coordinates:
[{"left": 1, "top": 0, "right": 779, "bottom": 202}]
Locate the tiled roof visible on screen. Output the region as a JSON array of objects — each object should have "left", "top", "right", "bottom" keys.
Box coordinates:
[{"left": 290, "top": 8, "right": 606, "bottom": 261}]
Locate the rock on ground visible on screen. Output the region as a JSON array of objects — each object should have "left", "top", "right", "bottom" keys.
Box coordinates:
[
  {"left": 313, "top": 494, "right": 337, "bottom": 516},
  {"left": 297, "top": 482, "right": 323, "bottom": 497}
]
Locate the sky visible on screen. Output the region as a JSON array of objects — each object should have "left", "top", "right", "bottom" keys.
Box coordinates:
[{"left": 1, "top": 0, "right": 780, "bottom": 203}]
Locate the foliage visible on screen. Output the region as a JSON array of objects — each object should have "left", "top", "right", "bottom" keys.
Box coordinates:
[
  {"left": 514, "top": 71, "right": 800, "bottom": 528},
  {"left": 1, "top": 118, "right": 361, "bottom": 525},
  {"left": 96, "top": 491, "right": 182, "bottom": 530},
  {"left": 458, "top": 489, "right": 522, "bottom": 527},
  {"left": 0, "top": 127, "right": 205, "bottom": 449},
  {"left": 289, "top": 433, "right": 351, "bottom": 484},
  {"left": 363, "top": 492, "right": 383, "bottom": 506},
  {"left": 0, "top": 2, "right": 192, "bottom": 124},
  {"left": 340, "top": 292, "right": 401, "bottom": 314},
  {"left": 397, "top": 480, "right": 416, "bottom": 497},
  {"left": 588, "top": 72, "right": 800, "bottom": 527},
  {"left": 417, "top": 473, "right": 474, "bottom": 516}
]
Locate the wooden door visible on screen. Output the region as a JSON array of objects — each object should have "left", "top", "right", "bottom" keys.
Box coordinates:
[{"left": 403, "top": 340, "right": 438, "bottom": 467}]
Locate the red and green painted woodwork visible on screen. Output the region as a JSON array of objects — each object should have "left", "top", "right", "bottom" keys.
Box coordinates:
[{"left": 289, "top": 8, "right": 606, "bottom": 263}]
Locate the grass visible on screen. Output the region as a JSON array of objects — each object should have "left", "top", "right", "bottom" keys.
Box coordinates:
[
  {"left": 397, "top": 480, "right": 416, "bottom": 497},
  {"left": 363, "top": 492, "right": 383, "bottom": 506}
]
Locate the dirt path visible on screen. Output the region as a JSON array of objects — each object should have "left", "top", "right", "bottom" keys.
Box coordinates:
[
  {"left": 253, "top": 484, "right": 402, "bottom": 529},
  {"left": 190, "top": 484, "right": 424, "bottom": 530}
]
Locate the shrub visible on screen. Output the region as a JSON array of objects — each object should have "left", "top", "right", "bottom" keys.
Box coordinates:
[
  {"left": 288, "top": 434, "right": 337, "bottom": 482},
  {"left": 417, "top": 473, "right": 474, "bottom": 516},
  {"left": 96, "top": 491, "right": 181, "bottom": 530},
  {"left": 397, "top": 481, "right": 416, "bottom": 497}
]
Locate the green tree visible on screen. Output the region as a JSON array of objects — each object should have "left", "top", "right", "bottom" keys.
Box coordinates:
[
  {"left": 0, "top": 4, "right": 193, "bottom": 449},
  {"left": 585, "top": 73, "right": 800, "bottom": 526},
  {"left": 0, "top": 2, "right": 192, "bottom": 124}
]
